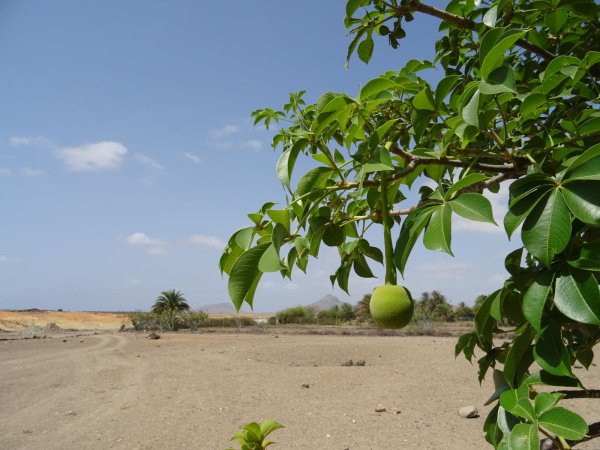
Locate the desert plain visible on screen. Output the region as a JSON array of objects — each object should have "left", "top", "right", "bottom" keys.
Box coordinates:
[{"left": 1, "top": 310, "right": 599, "bottom": 450}]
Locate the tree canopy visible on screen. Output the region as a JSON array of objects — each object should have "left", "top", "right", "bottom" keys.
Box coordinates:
[{"left": 220, "top": 1, "right": 600, "bottom": 447}]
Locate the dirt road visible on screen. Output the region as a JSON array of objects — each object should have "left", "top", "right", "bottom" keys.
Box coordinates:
[{"left": 1, "top": 332, "right": 598, "bottom": 449}]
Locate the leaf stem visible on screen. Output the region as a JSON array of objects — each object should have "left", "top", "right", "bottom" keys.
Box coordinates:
[{"left": 380, "top": 171, "right": 397, "bottom": 285}]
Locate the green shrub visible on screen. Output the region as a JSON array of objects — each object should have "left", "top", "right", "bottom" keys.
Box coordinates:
[
  {"left": 275, "top": 306, "right": 316, "bottom": 324},
  {"left": 182, "top": 310, "right": 208, "bottom": 330},
  {"left": 317, "top": 309, "right": 338, "bottom": 325},
  {"left": 129, "top": 311, "right": 160, "bottom": 331}
]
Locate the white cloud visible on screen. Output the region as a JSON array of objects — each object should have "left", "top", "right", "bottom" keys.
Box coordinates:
[
  {"left": 127, "top": 279, "right": 142, "bottom": 286},
  {"left": 282, "top": 282, "right": 300, "bottom": 291},
  {"left": 55, "top": 141, "right": 127, "bottom": 171},
  {"left": 0, "top": 255, "right": 16, "bottom": 263},
  {"left": 9, "top": 136, "right": 54, "bottom": 148},
  {"left": 183, "top": 152, "right": 203, "bottom": 164},
  {"left": 213, "top": 141, "right": 234, "bottom": 151},
  {"left": 211, "top": 124, "right": 239, "bottom": 140},
  {"left": 134, "top": 153, "right": 164, "bottom": 171},
  {"left": 413, "top": 261, "right": 472, "bottom": 281},
  {"left": 242, "top": 139, "right": 263, "bottom": 151},
  {"left": 188, "top": 235, "right": 225, "bottom": 250},
  {"left": 0, "top": 167, "right": 10, "bottom": 176},
  {"left": 125, "top": 232, "right": 165, "bottom": 254},
  {"left": 126, "top": 232, "right": 163, "bottom": 246},
  {"left": 21, "top": 167, "right": 44, "bottom": 177}
]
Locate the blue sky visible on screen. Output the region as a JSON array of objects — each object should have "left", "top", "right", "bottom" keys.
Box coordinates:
[{"left": 0, "top": 1, "right": 518, "bottom": 312}]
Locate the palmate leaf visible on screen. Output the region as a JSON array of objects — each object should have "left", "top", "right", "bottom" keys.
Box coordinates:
[{"left": 521, "top": 189, "right": 571, "bottom": 267}]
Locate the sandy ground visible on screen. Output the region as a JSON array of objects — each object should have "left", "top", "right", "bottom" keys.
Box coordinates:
[
  {"left": 0, "top": 312, "right": 598, "bottom": 449},
  {"left": 0, "top": 310, "right": 130, "bottom": 332},
  {"left": 1, "top": 331, "right": 599, "bottom": 450}
]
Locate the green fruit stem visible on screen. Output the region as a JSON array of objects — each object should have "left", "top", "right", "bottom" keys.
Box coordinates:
[{"left": 380, "top": 171, "right": 397, "bottom": 285}]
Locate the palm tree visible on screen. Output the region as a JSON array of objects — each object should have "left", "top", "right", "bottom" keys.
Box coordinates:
[
  {"left": 152, "top": 289, "right": 190, "bottom": 330},
  {"left": 339, "top": 302, "right": 355, "bottom": 322},
  {"left": 355, "top": 293, "right": 372, "bottom": 322}
]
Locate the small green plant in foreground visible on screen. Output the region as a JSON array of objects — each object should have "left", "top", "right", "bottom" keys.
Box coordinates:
[{"left": 227, "top": 419, "right": 284, "bottom": 450}]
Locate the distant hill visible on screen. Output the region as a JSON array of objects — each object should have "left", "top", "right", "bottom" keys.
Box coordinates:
[
  {"left": 308, "top": 294, "right": 342, "bottom": 312},
  {"left": 199, "top": 302, "right": 250, "bottom": 314}
]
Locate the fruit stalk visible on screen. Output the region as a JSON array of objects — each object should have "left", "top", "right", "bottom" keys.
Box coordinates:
[{"left": 380, "top": 171, "right": 397, "bottom": 285}]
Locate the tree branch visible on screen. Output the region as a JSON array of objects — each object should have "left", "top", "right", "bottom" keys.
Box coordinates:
[
  {"left": 335, "top": 150, "right": 525, "bottom": 191},
  {"left": 554, "top": 389, "right": 600, "bottom": 399},
  {"left": 393, "top": 1, "right": 555, "bottom": 61}
]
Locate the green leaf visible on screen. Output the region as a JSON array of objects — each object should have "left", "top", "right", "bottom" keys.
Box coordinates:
[
  {"left": 346, "top": 0, "right": 364, "bottom": 18},
  {"left": 525, "top": 371, "right": 581, "bottom": 388},
  {"left": 538, "top": 407, "right": 588, "bottom": 440},
  {"left": 554, "top": 268, "right": 600, "bottom": 325},
  {"left": 394, "top": 207, "right": 434, "bottom": 275},
  {"left": 522, "top": 271, "right": 553, "bottom": 333},
  {"left": 412, "top": 87, "right": 436, "bottom": 111},
  {"left": 266, "top": 209, "right": 290, "bottom": 232},
  {"left": 503, "top": 328, "right": 534, "bottom": 388},
  {"left": 228, "top": 244, "right": 270, "bottom": 311},
  {"left": 445, "top": 173, "right": 488, "bottom": 199},
  {"left": 521, "top": 189, "right": 571, "bottom": 267},
  {"left": 520, "top": 93, "right": 548, "bottom": 120},
  {"left": 235, "top": 227, "right": 255, "bottom": 250},
  {"left": 277, "top": 138, "right": 307, "bottom": 190},
  {"left": 534, "top": 393, "right": 563, "bottom": 417},
  {"left": 345, "top": 29, "right": 365, "bottom": 68},
  {"left": 462, "top": 89, "right": 481, "bottom": 128},
  {"left": 479, "top": 66, "right": 517, "bottom": 94},
  {"left": 483, "top": 5, "right": 498, "bottom": 27},
  {"left": 499, "top": 386, "right": 528, "bottom": 414},
  {"left": 507, "top": 424, "right": 539, "bottom": 450},
  {"left": 561, "top": 182, "right": 600, "bottom": 226},
  {"left": 258, "top": 244, "right": 283, "bottom": 273},
  {"left": 423, "top": 203, "right": 453, "bottom": 255},
  {"left": 475, "top": 290, "right": 498, "bottom": 351},
  {"left": 481, "top": 29, "right": 526, "bottom": 79},
  {"left": 322, "top": 222, "right": 345, "bottom": 247},
  {"left": 296, "top": 167, "right": 332, "bottom": 198},
  {"left": 450, "top": 193, "right": 496, "bottom": 223},
  {"left": 353, "top": 253, "right": 375, "bottom": 278},
  {"left": 360, "top": 78, "right": 397, "bottom": 101},
  {"left": 435, "top": 75, "right": 460, "bottom": 106},
  {"left": 533, "top": 325, "right": 574, "bottom": 378},
  {"left": 357, "top": 35, "right": 374, "bottom": 64},
  {"left": 545, "top": 8, "right": 568, "bottom": 34},
  {"left": 567, "top": 155, "right": 600, "bottom": 181},
  {"left": 375, "top": 119, "right": 399, "bottom": 139},
  {"left": 568, "top": 242, "right": 600, "bottom": 270},
  {"left": 259, "top": 419, "right": 284, "bottom": 438}
]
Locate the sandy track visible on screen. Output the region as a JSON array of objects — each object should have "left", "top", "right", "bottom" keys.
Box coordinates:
[{"left": 1, "top": 332, "right": 598, "bottom": 450}]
